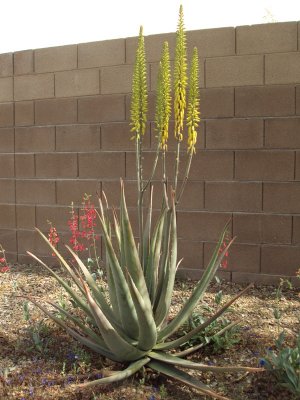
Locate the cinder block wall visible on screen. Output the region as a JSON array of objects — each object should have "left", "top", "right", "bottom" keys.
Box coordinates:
[{"left": 0, "top": 21, "right": 300, "bottom": 284}]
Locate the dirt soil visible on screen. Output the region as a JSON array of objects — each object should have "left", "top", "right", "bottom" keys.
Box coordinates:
[{"left": 0, "top": 263, "right": 299, "bottom": 400}]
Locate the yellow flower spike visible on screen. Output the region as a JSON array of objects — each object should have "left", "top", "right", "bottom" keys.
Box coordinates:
[
  {"left": 155, "top": 42, "right": 171, "bottom": 151},
  {"left": 130, "top": 26, "right": 148, "bottom": 139},
  {"left": 187, "top": 47, "right": 200, "bottom": 154},
  {"left": 174, "top": 4, "right": 187, "bottom": 142}
]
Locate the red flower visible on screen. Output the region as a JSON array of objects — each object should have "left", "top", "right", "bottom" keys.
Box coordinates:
[
  {"left": 0, "top": 266, "right": 9, "bottom": 273},
  {"left": 219, "top": 236, "right": 230, "bottom": 269},
  {"left": 48, "top": 223, "right": 60, "bottom": 257},
  {"left": 0, "top": 257, "right": 5, "bottom": 263}
]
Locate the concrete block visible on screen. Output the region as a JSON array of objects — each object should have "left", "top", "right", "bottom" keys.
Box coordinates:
[
  {"left": 293, "top": 216, "right": 300, "bottom": 244},
  {"left": 206, "top": 55, "right": 263, "bottom": 87},
  {"left": 205, "top": 182, "right": 262, "bottom": 212},
  {"left": 16, "top": 205, "right": 35, "bottom": 229},
  {"left": 266, "top": 52, "right": 300, "bottom": 84},
  {"left": 261, "top": 245, "right": 300, "bottom": 275},
  {"left": 35, "top": 98, "right": 77, "bottom": 125},
  {"left": 78, "top": 39, "right": 125, "bottom": 68},
  {"left": 56, "top": 179, "right": 100, "bottom": 206},
  {"left": 78, "top": 95, "right": 125, "bottom": 123},
  {"left": 297, "top": 86, "right": 300, "bottom": 115},
  {"left": 235, "top": 150, "right": 294, "bottom": 181},
  {"left": 101, "top": 64, "right": 134, "bottom": 94},
  {"left": 206, "top": 118, "right": 263, "bottom": 149},
  {"left": 14, "top": 73, "right": 54, "bottom": 101},
  {"left": 79, "top": 152, "right": 125, "bottom": 179},
  {"left": 0, "top": 103, "right": 13, "bottom": 127},
  {"left": 263, "top": 183, "right": 300, "bottom": 213},
  {"left": 0, "top": 128, "right": 14, "bottom": 152},
  {"left": 0, "top": 179, "right": 15, "bottom": 203},
  {"left": 0, "top": 229, "right": 17, "bottom": 252},
  {"left": 36, "top": 205, "right": 70, "bottom": 231},
  {"left": 233, "top": 213, "right": 292, "bottom": 244},
  {"left": 0, "top": 204, "right": 16, "bottom": 228},
  {"left": 235, "top": 85, "right": 295, "bottom": 117},
  {"left": 14, "top": 50, "right": 34, "bottom": 75},
  {"left": 15, "top": 154, "right": 35, "bottom": 177},
  {"left": 0, "top": 53, "right": 13, "bottom": 77},
  {"left": 101, "top": 122, "right": 150, "bottom": 150},
  {"left": 56, "top": 124, "right": 100, "bottom": 151},
  {"left": 15, "top": 101, "right": 34, "bottom": 126},
  {"left": 265, "top": 118, "right": 300, "bottom": 148},
  {"left": 295, "top": 151, "right": 300, "bottom": 180},
  {"left": 35, "top": 153, "right": 78, "bottom": 178},
  {"left": 178, "top": 240, "right": 204, "bottom": 269},
  {"left": 35, "top": 45, "right": 77, "bottom": 72},
  {"left": 16, "top": 180, "right": 56, "bottom": 204},
  {"left": 201, "top": 88, "right": 234, "bottom": 118},
  {"left": 236, "top": 22, "right": 297, "bottom": 54},
  {"left": 0, "top": 154, "right": 14, "bottom": 177},
  {"left": 0, "top": 78, "right": 13, "bottom": 102},
  {"left": 15, "top": 126, "right": 55, "bottom": 152},
  {"left": 55, "top": 69, "right": 99, "bottom": 97}
]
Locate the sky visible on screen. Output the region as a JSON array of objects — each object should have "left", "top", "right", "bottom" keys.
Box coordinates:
[{"left": 1, "top": 0, "right": 299, "bottom": 53}]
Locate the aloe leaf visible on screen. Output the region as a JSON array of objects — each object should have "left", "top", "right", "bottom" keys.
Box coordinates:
[
  {"left": 83, "top": 280, "right": 146, "bottom": 361},
  {"left": 145, "top": 207, "right": 166, "bottom": 302},
  {"left": 148, "top": 360, "right": 231, "bottom": 400},
  {"left": 120, "top": 181, "right": 152, "bottom": 311},
  {"left": 142, "top": 185, "right": 153, "bottom": 271},
  {"left": 149, "top": 351, "right": 263, "bottom": 374},
  {"left": 157, "top": 283, "right": 251, "bottom": 351},
  {"left": 126, "top": 270, "right": 157, "bottom": 351},
  {"left": 154, "top": 201, "right": 177, "bottom": 328},
  {"left": 97, "top": 202, "right": 139, "bottom": 339},
  {"left": 112, "top": 207, "right": 121, "bottom": 251},
  {"left": 27, "top": 297, "right": 117, "bottom": 360},
  {"left": 79, "top": 357, "right": 150, "bottom": 388},
  {"left": 27, "top": 251, "right": 94, "bottom": 320},
  {"left": 157, "top": 223, "right": 232, "bottom": 342}
]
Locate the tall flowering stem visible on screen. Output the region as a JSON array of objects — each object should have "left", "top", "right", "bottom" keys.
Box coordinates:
[
  {"left": 176, "top": 47, "right": 200, "bottom": 205},
  {"left": 130, "top": 26, "right": 148, "bottom": 265},
  {"left": 47, "top": 220, "right": 60, "bottom": 257},
  {"left": 173, "top": 4, "right": 187, "bottom": 194}
]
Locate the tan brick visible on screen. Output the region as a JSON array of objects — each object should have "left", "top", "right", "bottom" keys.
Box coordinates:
[
  {"left": 236, "top": 22, "right": 297, "bottom": 54},
  {"left": 261, "top": 245, "right": 300, "bottom": 275},
  {"left": 265, "top": 118, "right": 300, "bottom": 148},
  {"left": 233, "top": 214, "right": 292, "bottom": 244},
  {"left": 0, "top": 179, "right": 15, "bottom": 203},
  {"left": 56, "top": 125, "right": 100, "bottom": 151},
  {"left": 204, "top": 241, "right": 260, "bottom": 273},
  {"left": 205, "top": 182, "right": 262, "bottom": 212},
  {"left": 35, "top": 98, "right": 77, "bottom": 125},
  {"left": 264, "top": 183, "right": 300, "bottom": 213},
  {"left": 78, "top": 95, "right": 125, "bottom": 123},
  {"left": 178, "top": 240, "right": 204, "bottom": 269},
  {"left": 36, "top": 205, "right": 70, "bottom": 231},
  {"left": 14, "top": 50, "right": 33, "bottom": 75},
  {"left": 102, "top": 180, "right": 140, "bottom": 208},
  {"left": 0, "top": 78, "right": 13, "bottom": 102},
  {"left": 266, "top": 52, "right": 300, "bottom": 85},
  {"left": 235, "top": 150, "right": 294, "bottom": 181},
  {"left": 15, "top": 126, "right": 55, "bottom": 152},
  {"left": 35, "top": 153, "right": 77, "bottom": 178},
  {"left": 78, "top": 39, "right": 125, "bottom": 68},
  {"left": 0, "top": 128, "right": 14, "bottom": 152},
  {"left": 177, "top": 211, "right": 230, "bottom": 241},
  {"left": 0, "top": 103, "right": 13, "bottom": 127},
  {"left": 101, "top": 122, "right": 150, "bottom": 150},
  {"left": 55, "top": 69, "right": 99, "bottom": 97},
  {"left": 206, "top": 55, "right": 263, "bottom": 88},
  {"left": 35, "top": 45, "right": 77, "bottom": 72},
  {"left": 126, "top": 151, "right": 175, "bottom": 180},
  {"left": 56, "top": 180, "right": 100, "bottom": 206},
  {"left": 232, "top": 272, "right": 289, "bottom": 285},
  {"left": 15, "top": 101, "right": 34, "bottom": 126},
  {"left": 0, "top": 154, "right": 14, "bottom": 177},
  {"left": 14, "top": 73, "right": 54, "bottom": 101},
  {"left": 17, "top": 230, "right": 50, "bottom": 255},
  {"left": 177, "top": 268, "right": 231, "bottom": 282},
  {"left": 183, "top": 151, "right": 234, "bottom": 180},
  {"left": 0, "top": 53, "right": 13, "bottom": 77},
  {"left": 201, "top": 88, "right": 234, "bottom": 118},
  {"left": 235, "top": 86, "right": 295, "bottom": 117},
  {"left": 206, "top": 119, "right": 263, "bottom": 149},
  {"left": 297, "top": 87, "right": 300, "bottom": 115},
  {"left": 16, "top": 180, "right": 56, "bottom": 204},
  {"left": 79, "top": 152, "right": 125, "bottom": 179},
  {"left": 101, "top": 64, "right": 134, "bottom": 94},
  {"left": 16, "top": 205, "right": 35, "bottom": 228},
  {"left": 295, "top": 151, "right": 300, "bottom": 180},
  {"left": 0, "top": 229, "right": 16, "bottom": 252},
  {"left": 0, "top": 204, "right": 15, "bottom": 228}
]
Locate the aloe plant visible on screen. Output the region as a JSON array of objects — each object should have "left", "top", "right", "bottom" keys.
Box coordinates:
[{"left": 27, "top": 5, "right": 262, "bottom": 399}]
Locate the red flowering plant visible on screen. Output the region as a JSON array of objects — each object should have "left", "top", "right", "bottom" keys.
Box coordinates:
[
  {"left": 47, "top": 220, "right": 60, "bottom": 257},
  {"left": 0, "top": 244, "right": 9, "bottom": 273},
  {"left": 218, "top": 232, "right": 231, "bottom": 269}
]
